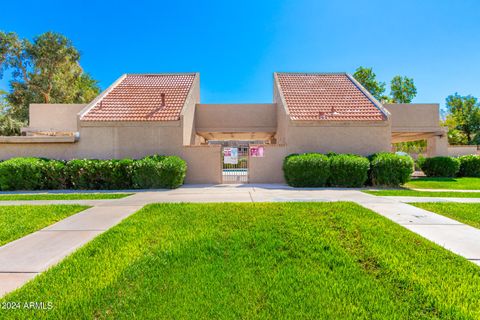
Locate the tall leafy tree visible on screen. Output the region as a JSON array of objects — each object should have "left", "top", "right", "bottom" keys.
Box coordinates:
[
  {"left": 352, "top": 66, "right": 386, "bottom": 101},
  {"left": 445, "top": 93, "right": 480, "bottom": 144},
  {"left": 0, "top": 31, "right": 100, "bottom": 122},
  {"left": 390, "top": 76, "right": 417, "bottom": 103},
  {"left": 0, "top": 89, "right": 24, "bottom": 135}
]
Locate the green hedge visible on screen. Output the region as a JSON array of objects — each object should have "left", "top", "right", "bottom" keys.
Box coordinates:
[
  {"left": 132, "top": 155, "right": 186, "bottom": 189},
  {"left": 458, "top": 155, "right": 480, "bottom": 177},
  {"left": 283, "top": 153, "right": 330, "bottom": 187},
  {"left": 0, "top": 155, "right": 186, "bottom": 191},
  {"left": 369, "top": 153, "right": 414, "bottom": 187},
  {"left": 329, "top": 154, "right": 370, "bottom": 187},
  {"left": 0, "top": 158, "right": 66, "bottom": 191},
  {"left": 420, "top": 156, "right": 460, "bottom": 177},
  {"left": 283, "top": 152, "right": 413, "bottom": 188}
]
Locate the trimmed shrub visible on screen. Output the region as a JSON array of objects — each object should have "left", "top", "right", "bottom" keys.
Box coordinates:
[
  {"left": 458, "top": 155, "right": 480, "bottom": 177},
  {"left": 420, "top": 156, "right": 460, "bottom": 177},
  {"left": 132, "top": 155, "right": 186, "bottom": 189},
  {"left": 39, "top": 159, "right": 67, "bottom": 190},
  {"left": 65, "top": 159, "right": 136, "bottom": 189},
  {"left": 283, "top": 153, "right": 330, "bottom": 187},
  {"left": 0, "top": 155, "right": 186, "bottom": 191},
  {"left": 329, "top": 154, "right": 370, "bottom": 187},
  {"left": 369, "top": 152, "right": 414, "bottom": 186},
  {"left": 65, "top": 159, "right": 104, "bottom": 189},
  {"left": 99, "top": 159, "right": 135, "bottom": 189},
  {"left": 0, "top": 158, "right": 65, "bottom": 190}
]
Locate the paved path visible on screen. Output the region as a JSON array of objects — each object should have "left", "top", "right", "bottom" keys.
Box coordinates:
[
  {"left": 380, "top": 196, "right": 480, "bottom": 203},
  {"left": 1, "top": 184, "right": 480, "bottom": 297},
  {"left": 0, "top": 205, "right": 142, "bottom": 296}
]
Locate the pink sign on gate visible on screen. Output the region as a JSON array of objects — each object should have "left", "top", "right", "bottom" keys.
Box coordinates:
[{"left": 249, "top": 146, "right": 264, "bottom": 157}]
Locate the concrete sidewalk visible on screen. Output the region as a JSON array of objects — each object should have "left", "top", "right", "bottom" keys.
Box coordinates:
[
  {"left": 0, "top": 205, "right": 141, "bottom": 296},
  {"left": 1, "top": 184, "right": 480, "bottom": 297}
]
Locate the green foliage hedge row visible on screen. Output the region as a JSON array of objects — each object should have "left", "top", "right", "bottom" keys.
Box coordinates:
[
  {"left": 417, "top": 155, "right": 480, "bottom": 177},
  {"left": 419, "top": 156, "right": 460, "bottom": 177},
  {"left": 283, "top": 152, "right": 414, "bottom": 187},
  {"left": 458, "top": 155, "right": 480, "bottom": 177},
  {"left": 284, "top": 152, "right": 480, "bottom": 187},
  {"left": 0, "top": 155, "right": 186, "bottom": 191}
]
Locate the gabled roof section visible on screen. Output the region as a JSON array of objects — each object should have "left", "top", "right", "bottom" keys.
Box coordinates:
[
  {"left": 80, "top": 73, "right": 197, "bottom": 121},
  {"left": 275, "top": 72, "right": 389, "bottom": 121}
]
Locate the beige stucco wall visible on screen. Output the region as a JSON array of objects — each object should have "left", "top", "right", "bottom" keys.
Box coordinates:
[
  {"left": 195, "top": 103, "right": 277, "bottom": 133},
  {"left": 448, "top": 145, "right": 480, "bottom": 157},
  {"left": 181, "top": 145, "right": 222, "bottom": 184},
  {"left": 385, "top": 103, "right": 441, "bottom": 132},
  {"left": 29, "top": 104, "right": 86, "bottom": 131},
  {"left": 76, "top": 121, "right": 184, "bottom": 159},
  {"left": 248, "top": 144, "right": 288, "bottom": 183},
  {"left": 285, "top": 122, "right": 391, "bottom": 156},
  {"left": 0, "top": 143, "right": 78, "bottom": 160}
]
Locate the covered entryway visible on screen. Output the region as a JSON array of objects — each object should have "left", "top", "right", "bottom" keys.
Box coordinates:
[{"left": 195, "top": 103, "right": 278, "bottom": 184}]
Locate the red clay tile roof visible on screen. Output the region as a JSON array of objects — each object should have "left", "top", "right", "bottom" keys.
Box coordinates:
[
  {"left": 276, "top": 73, "right": 387, "bottom": 121},
  {"left": 81, "top": 74, "right": 196, "bottom": 121}
]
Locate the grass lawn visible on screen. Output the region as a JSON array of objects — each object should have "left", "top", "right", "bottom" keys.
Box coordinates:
[
  {"left": 0, "top": 205, "right": 89, "bottom": 246},
  {"left": 412, "top": 202, "right": 480, "bottom": 229},
  {"left": 404, "top": 177, "right": 480, "bottom": 190},
  {"left": 364, "top": 189, "right": 480, "bottom": 198},
  {"left": 2, "top": 202, "right": 480, "bottom": 319},
  {"left": 0, "top": 193, "right": 132, "bottom": 201}
]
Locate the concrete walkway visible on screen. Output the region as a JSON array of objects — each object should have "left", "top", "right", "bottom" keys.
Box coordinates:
[
  {"left": 380, "top": 196, "right": 480, "bottom": 203},
  {"left": 0, "top": 205, "right": 142, "bottom": 296},
  {"left": 1, "top": 184, "right": 480, "bottom": 297}
]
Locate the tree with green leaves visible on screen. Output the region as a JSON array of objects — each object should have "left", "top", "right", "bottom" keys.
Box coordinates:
[
  {"left": 0, "top": 31, "right": 100, "bottom": 122},
  {"left": 445, "top": 93, "right": 480, "bottom": 144},
  {"left": 353, "top": 67, "right": 417, "bottom": 103},
  {"left": 0, "top": 90, "right": 24, "bottom": 135},
  {"left": 352, "top": 67, "right": 386, "bottom": 101},
  {"left": 390, "top": 76, "right": 417, "bottom": 103}
]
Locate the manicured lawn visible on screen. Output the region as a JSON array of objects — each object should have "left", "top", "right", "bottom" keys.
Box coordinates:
[
  {"left": 0, "top": 193, "right": 132, "bottom": 201},
  {"left": 364, "top": 189, "right": 480, "bottom": 198},
  {"left": 2, "top": 203, "right": 480, "bottom": 319},
  {"left": 412, "top": 202, "right": 480, "bottom": 229},
  {"left": 0, "top": 205, "right": 89, "bottom": 246},
  {"left": 404, "top": 177, "right": 480, "bottom": 190}
]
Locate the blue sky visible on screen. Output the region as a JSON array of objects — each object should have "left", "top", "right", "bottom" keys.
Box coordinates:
[{"left": 1, "top": 0, "right": 480, "bottom": 111}]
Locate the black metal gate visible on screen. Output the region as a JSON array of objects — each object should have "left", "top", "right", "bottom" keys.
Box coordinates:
[{"left": 222, "top": 145, "right": 248, "bottom": 183}]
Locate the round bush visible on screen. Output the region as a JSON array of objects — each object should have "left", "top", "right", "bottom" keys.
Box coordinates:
[
  {"left": 369, "top": 152, "right": 414, "bottom": 186},
  {"left": 458, "top": 155, "right": 480, "bottom": 177},
  {"left": 283, "top": 153, "right": 330, "bottom": 187},
  {"left": 420, "top": 156, "right": 460, "bottom": 177},
  {"left": 132, "top": 155, "right": 186, "bottom": 189},
  {"left": 328, "top": 154, "right": 370, "bottom": 187}
]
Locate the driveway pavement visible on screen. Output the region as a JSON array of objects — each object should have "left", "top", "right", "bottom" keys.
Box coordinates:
[{"left": 1, "top": 184, "right": 480, "bottom": 297}]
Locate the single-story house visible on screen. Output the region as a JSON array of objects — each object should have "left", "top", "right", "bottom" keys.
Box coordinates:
[{"left": 0, "top": 72, "right": 448, "bottom": 184}]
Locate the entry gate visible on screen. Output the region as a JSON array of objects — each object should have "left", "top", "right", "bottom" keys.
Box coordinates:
[{"left": 222, "top": 145, "right": 248, "bottom": 183}]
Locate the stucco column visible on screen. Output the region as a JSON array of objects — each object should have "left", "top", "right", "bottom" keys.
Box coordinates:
[{"left": 426, "top": 134, "right": 449, "bottom": 157}]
